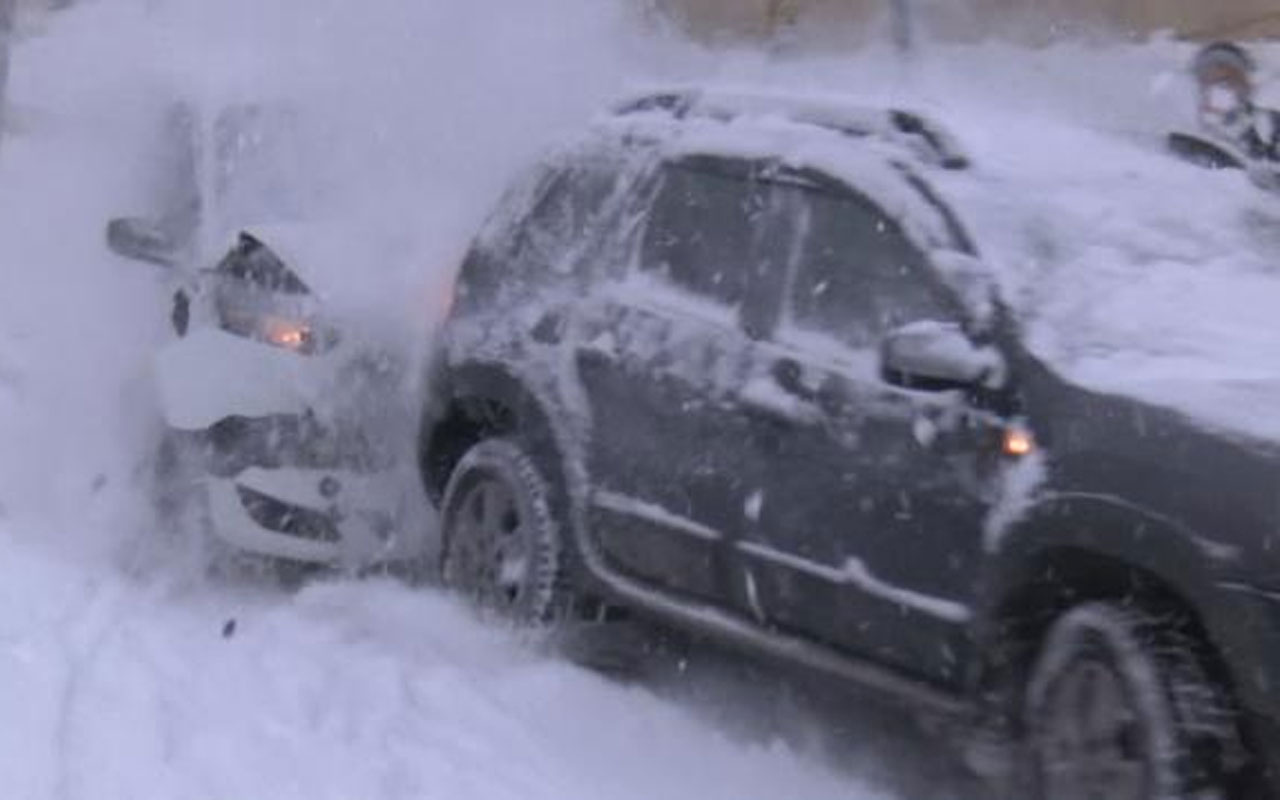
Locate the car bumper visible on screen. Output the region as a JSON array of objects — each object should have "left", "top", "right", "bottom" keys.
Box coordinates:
[
  {"left": 156, "top": 327, "right": 429, "bottom": 566},
  {"left": 205, "top": 466, "right": 404, "bottom": 564}
]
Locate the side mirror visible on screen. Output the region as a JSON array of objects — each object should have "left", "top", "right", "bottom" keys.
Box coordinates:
[
  {"left": 880, "top": 321, "right": 1006, "bottom": 391},
  {"left": 105, "top": 217, "right": 182, "bottom": 267}
]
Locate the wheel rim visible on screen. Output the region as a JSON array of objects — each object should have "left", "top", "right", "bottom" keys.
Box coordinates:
[
  {"left": 444, "top": 470, "right": 534, "bottom": 614},
  {"left": 1037, "top": 656, "right": 1150, "bottom": 800}
]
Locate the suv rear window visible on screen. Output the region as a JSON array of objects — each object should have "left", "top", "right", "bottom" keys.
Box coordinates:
[
  {"left": 508, "top": 155, "right": 621, "bottom": 275},
  {"left": 456, "top": 151, "right": 626, "bottom": 311}
]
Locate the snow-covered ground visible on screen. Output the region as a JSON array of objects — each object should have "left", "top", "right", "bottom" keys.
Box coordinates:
[
  {"left": 1, "top": 537, "right": 912, "bottom": 800},
  {"left": 4, "top": 1, "right": 1280, "bottom": 798}
]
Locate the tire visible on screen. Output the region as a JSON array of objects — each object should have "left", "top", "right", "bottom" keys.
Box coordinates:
[
  {"left": 439, "top": 438, "right": 573, "bottom": 624},
  {"left": 1022, "top": 602, "right": 1244, "bottom": 800}
]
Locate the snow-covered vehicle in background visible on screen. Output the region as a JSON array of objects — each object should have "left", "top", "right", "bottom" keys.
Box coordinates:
[
  {"left": 108, "top": 99, "right": 428, "bottom": 569},
  {"left": 419, "top": 87, "right": 1280, "bottom": 797}
]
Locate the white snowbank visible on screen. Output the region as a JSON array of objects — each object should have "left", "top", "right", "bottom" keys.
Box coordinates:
[{"left": 0, "top": 537, "right": 881, "bottom": 800}]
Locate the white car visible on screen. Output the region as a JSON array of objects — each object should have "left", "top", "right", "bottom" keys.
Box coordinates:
[{"left": 109, "top": 99, "right": 430, "bottom": 570}]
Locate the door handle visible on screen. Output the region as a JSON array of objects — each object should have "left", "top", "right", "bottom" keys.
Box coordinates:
[
  {"left": 772, "top": 357, "right": 850, "bottom": 418},
  {"left": 771, "top": 358, "right": 817, "bottom": 402},
  {"left": 738, "top": 358, "right": 824, "bottom": 426}
]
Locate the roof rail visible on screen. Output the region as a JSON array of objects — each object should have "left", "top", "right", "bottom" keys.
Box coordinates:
[{"left": 612, "top": 87, "right": 970, "bottom": 171}]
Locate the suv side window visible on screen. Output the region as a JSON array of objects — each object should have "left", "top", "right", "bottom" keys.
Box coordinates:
[
  {"left": 638, "top": 161, "right": 759, "bottom": 308},
  {"left": 509, "top": 155, "right": 622, "bottom": 275},
  {"left": 456, "top": 153, "right": 625, "bottom": 312},
  {"left": 780, "top": 182, "right": 955, "bottom": 347}
]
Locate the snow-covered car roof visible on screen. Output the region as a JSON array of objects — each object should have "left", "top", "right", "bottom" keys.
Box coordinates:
[
  {"left": 597, "top": 88, "right": 991, "bottom": 314},
  {"left": 611, "top": 86, "right": 970, "bottom": 170},
  {"left": 596, "top": 87, "right": 1280, "bottom": 444}
]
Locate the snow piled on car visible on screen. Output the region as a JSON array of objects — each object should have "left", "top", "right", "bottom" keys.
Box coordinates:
[
  {"left": 651, "top": 39, "right": 1280, "bottom": 445},
  {"left": 0, "top": 538, "right": 883, "bottom": 800},
  {"left": 932, "top": 106, "right": 1280, "bottom": 445}
]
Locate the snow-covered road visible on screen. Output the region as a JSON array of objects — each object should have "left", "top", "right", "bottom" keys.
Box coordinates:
[{"left": 0, "top": 537, "right": 908, "bottom": 800}]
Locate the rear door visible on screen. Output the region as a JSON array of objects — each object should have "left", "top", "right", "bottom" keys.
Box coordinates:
[
  {"left": 576, "top": 156, "right": 777, "bottom": 605},
  {"left": 735, "top": 173, "right": 1009, "bottom": 685}
]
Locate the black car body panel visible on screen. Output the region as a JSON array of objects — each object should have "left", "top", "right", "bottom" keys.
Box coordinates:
[{"left": 422, "top": 90, "right": 1280, "bottom": 790}]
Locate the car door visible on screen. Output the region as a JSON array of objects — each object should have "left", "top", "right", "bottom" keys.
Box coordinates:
[
  {"left": 575, "top": 156, "right": 775, "bottom": 605},
  {"left": 734, "top": 173, "right": 1012, "bottom": 685}
]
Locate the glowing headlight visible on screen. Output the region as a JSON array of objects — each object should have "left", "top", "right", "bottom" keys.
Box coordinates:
[
  {"left": 260, "top": 315, "right": 313, "bottom": 352},
  {"left": 219, "top": 304, "right": 334, "bottom": 355}
]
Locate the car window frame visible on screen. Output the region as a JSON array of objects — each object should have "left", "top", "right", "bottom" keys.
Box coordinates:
[
  {"left": 505, "top": 150, "right": 633, "bottom": 278},
  {"left": 758, "top": 166, "right": 974, "bottom": 355},
  {"left": 454, "top": 143, "right": 640, "bottom": 313}
]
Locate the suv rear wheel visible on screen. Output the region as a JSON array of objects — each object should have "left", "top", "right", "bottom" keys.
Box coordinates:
[
  {"left": 1023, "top": 602, "right": 1242, "bottom": 800},
  {"left": 439, "top": 438, "right": 572, "bottom": 623}
]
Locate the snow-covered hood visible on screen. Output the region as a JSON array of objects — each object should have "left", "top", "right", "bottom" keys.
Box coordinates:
[{"left": 929, "top": 111, "right": 1280, "bottom": 443}]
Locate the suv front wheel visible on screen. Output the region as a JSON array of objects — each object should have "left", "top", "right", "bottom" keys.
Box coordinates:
[
  {"left": 1023, "top": 602, "right": 1242, "bottom": 800},
  {"left": 439, "top": 438, "right": 572, "bottom": 623}
]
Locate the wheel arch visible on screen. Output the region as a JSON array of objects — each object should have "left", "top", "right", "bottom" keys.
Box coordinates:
[
  {"left": 975, "top": 493, "right": 1261, "bottom": 782},
  {"left": 419, "top": 360, "right": 580, "bottom": 507},
  {"left": 979, "top": 493, "right": 1234, "bottom": 658}
]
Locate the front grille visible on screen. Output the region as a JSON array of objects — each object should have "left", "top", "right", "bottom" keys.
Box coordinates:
[
  {"left": 201, "top": 414, "right": 382, "bottom": 477},
  {"left": 235, "top": 485, "right": 340, "bottom": 543}
]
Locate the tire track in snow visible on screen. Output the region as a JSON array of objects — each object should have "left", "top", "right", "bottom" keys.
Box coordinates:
[{"left": 50, "top": 579, "right": 127, "bottom": 800}]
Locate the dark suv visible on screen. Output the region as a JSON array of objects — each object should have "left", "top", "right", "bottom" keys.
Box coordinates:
[{"left": 420, "top": 89, "right": 1280, "bottom": 798}]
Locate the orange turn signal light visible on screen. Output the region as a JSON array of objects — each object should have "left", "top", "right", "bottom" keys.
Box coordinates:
[{"left": 1003, "top": 428, "right": 1034, "bottom": 458}]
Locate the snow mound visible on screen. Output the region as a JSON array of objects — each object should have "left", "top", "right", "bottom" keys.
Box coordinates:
[{"left": 0, "top": 538, "right": 883, "bottom": 800}]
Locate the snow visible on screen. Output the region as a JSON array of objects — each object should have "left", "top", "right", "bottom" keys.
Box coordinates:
[
  {"left": 617, "top": 39, "right": 1280, "bottom": 446},
  {"left": 155, "top": 327, "right": 319, "bottom": 429},
  {"left": 982, "top": 448, "right": 1047, "bottom": 554},
  {"left": 6, "top": 1, "right": 1280, "bottom": 797},
  {"left": 618, "top": 111, "right": 961, "bottom": 252},
  {"left": 594, "top": 490, "right": 724, "bottom": 543},
  {"left": 0, "top": 2, "right": 900, "bottom": 798},
  {"left": 0, "top": 540, "right": 879, "bottom": 800},
  {"left": 932, "top": 109, "right": 1280, "bottom": 444}
]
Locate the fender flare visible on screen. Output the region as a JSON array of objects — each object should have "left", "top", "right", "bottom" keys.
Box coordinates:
[
  {"left": 980, "top": 491, "right": 1229, "bottom": 624},
  {"left": 974, "top": 491, "right": 1264, "bottom": 713},
  {"left": 421, "top": 358, "right": 590, "bottom": 499}
]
